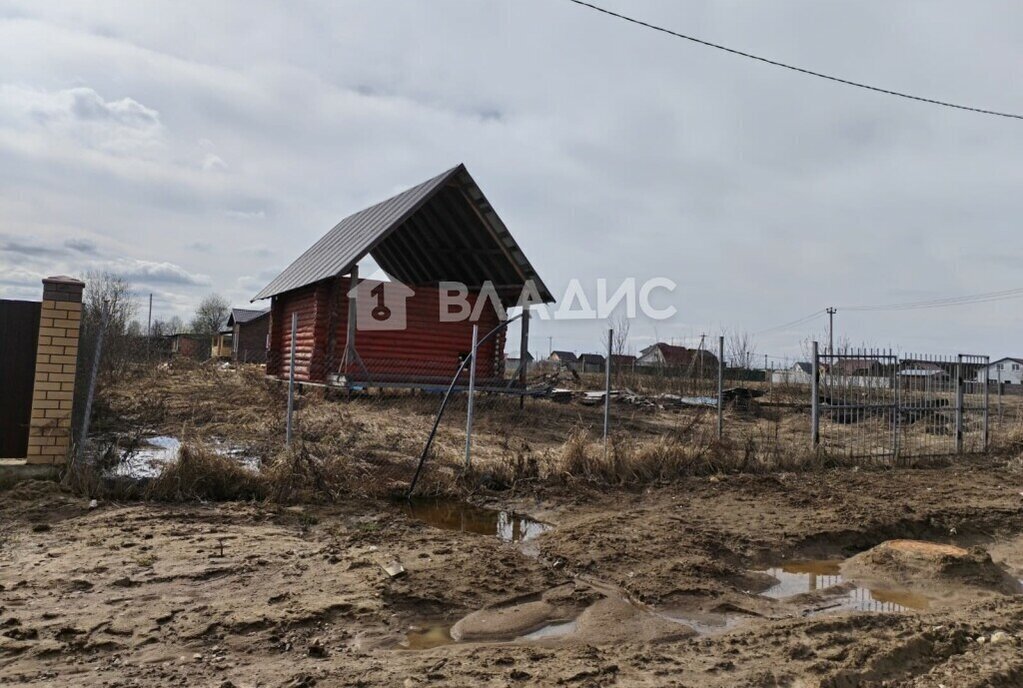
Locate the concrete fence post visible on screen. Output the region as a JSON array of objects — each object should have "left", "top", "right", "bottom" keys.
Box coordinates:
[
  {"left": 76, "top": 300, "right": 109, "bottom": 466},
  {"left": 717, "top": 335, "right": 724, "bottom": 439},
  {"left": 603, "top": 328, "right": 612, "bottom": 453},
  {"left": 811, "top": 341, "right": 820, "bottom": 450}
]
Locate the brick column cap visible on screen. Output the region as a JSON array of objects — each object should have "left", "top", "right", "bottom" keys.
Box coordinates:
[
  {"left": 43, "top": 275, "right": 85, "bottom": 286},
  {"left": 42, "top": 276, "right": 85, "bottom": 303}
]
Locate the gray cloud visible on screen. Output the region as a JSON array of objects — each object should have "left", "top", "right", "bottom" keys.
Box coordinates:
[
  {"left": 0, "top": 236, "right": 61, "bottom": 258},
  {"left": 0, "top": 1, "right": 1021, "bottom": 353},
  {"left": 224, "top": 209, "right": 265, "bottom": 220},
  {"left": 64, "top": 237, "right": 99, "bottom": 254},
  {"left": 93, "top": 258, "right": 211, "bottom": 286}
]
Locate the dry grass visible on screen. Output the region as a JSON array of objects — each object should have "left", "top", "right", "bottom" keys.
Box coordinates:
[
  {"left": 552, "top": 424, "right": 825, "bottom": 486},
  {"left": 146, "top": 444, "right": 266, "bottom": 501},
  {"left": 70, "top": 362, "right": 1023, "bottom": 503}
]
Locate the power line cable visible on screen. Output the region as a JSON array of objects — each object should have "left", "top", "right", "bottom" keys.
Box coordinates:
[
  {"left": 842, "top": 286, "right": 1023, "bottom": 312},
  {"left": 755, "top": 309, "right": 826, "bottom": 335},
  {"left": 564, "top": 0, "right": 1023, "bottom": 120}
]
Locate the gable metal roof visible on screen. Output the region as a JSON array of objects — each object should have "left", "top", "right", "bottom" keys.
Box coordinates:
[
  {"left": 228, "top": 307, "right": 270, "bottom": 326},
  {"left": 252, "top": 164, "right": 553, "bottom": 305}
]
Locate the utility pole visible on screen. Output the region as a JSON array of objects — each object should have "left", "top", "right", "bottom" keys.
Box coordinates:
[
  {"left": 826, "top": 307, "right": 837, "bottom": 356},
  {"left": 698, "top": 333, "right": 706, "bottom": 379},
  {"left": 548, "top": 336, "right": 553, "bottom": 358},
  {"left": 146, "top": 293, "right": 153, "bottom": 359}
]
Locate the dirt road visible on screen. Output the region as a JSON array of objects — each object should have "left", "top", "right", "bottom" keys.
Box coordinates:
[{"left": 2, "top": 460, "right": 1023, "bottom": 687}]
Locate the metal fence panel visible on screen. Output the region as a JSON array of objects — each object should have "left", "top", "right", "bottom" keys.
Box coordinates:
[{"left": 817, "top": 348, "right": 899, "bottom": 461}]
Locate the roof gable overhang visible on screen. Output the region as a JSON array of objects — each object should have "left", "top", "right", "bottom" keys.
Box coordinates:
[{"left": 253, "top": 164, "right": 554, "bottom": 306}]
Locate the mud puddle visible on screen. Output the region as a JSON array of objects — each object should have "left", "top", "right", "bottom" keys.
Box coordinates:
[
  {"left": 656, "top": 609, "right": 750, "bottom": 635},
  {"left": 400, "top": 619, "right": 576, "bottom": 650},
  {"left": 112, "top": 435, "right": 259, "bottom": 478},
  {"left": 403, "top": 623, "right": 456, "bottom": 650},
  {"left": 761, "top": 559, "right": 930, "bottom": 612},
  {"left": 403, "top": 499, "right": 551, "bottom": 543}
]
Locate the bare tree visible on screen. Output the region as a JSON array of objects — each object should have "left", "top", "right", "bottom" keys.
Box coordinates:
[
  {"left": 190, "top": 294, "right": 230, "bottom": 335},
  {"left": 73, "top": 270, "right": 139, "bottom": 442},
  {"left": 725, "top": 329, "right": 758, "bottom": 370},
  {"left": 608, "top": 312, "right": 632, "bottom": 382}
]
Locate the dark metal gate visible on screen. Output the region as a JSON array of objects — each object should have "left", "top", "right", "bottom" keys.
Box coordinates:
[
  {"left": 817, "top": 349, "right": 899, "bottom": 460},
  {"left": 812, "top": 346, "right": 990, "bottom": 460},
  {"left": 0, "top": 300, "right": 41, "bottom": 458}
]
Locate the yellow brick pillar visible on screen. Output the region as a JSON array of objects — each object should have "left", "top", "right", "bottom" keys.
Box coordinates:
[{"left": 26, "top": 276, "right": 85, "bottom": 465}]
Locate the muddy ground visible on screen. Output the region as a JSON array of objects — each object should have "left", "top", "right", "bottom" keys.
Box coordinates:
[{"left": 3, "top": 460, "right": 1023, "bottom": 687}]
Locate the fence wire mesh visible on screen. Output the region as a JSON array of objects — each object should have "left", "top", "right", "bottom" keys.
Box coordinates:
[{"left": 91, "top": 322, "right": 1006, "bottom": 498}]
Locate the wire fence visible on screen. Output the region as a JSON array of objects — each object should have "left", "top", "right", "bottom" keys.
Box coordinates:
[
  {"left": 396, "top": 332, "right": 1000, "bottom": 492},
  {"left": 90, "top": 314, "right": 1012, "bottom": 495}
]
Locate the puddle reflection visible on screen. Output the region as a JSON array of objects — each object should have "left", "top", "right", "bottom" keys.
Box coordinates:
[
  {"left": 111, "top": 435, "right": 259, "bottom": 478},
  {"left": 520, "top": 620, "right": 578, "bottom": 641},
  {"left": 761, "top": 560, "right": 929, "bottom": 612},
  {"left": 403, "top": 500, "right": 550, "bottom": 543}
]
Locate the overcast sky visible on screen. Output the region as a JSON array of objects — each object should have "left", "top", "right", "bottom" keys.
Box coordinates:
[{"left": 1, "top": 1, "right": 1021, "bottom": 362}]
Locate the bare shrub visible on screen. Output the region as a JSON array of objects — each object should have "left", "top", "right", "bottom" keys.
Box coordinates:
[{"left": 146, "top": 444, "right": 266, "bottom": 501}]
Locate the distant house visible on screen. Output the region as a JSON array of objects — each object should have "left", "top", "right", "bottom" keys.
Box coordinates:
[
  {"left": 899, "top": 361, "right": 949, "bottom": 390},
  {"left": 169, "top": 333, "right": 207, "bottom": 359},
  {"left": 771, "top": 362, "right": 814, "bottom": 385},
  {"left": 976, "top": 357, "right": 1023, "bottom": 385},
  {"left": 505, "top": 351, "right": 534, "bottom": 375},
  {"left": 549, "top": 351, "right": 579, "bottom": 369},
  {"left": 228, "top": 307, "right": 270, "bottom": 363},
  {"left": 577, "top": 353, "right": 605, "bottom": 374},
  {"left": 829, "top": 358, "right": 883, "bottom": 377},
  {"left": 609, "top": 354, "right": 637, "bottom": 371},
  {"left": 636, "top": 343, "right": 718, "bottom": 374}
]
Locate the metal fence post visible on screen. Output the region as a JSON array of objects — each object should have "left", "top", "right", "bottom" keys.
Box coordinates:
[
  {"left": 954, "top": 354, "right": 963, "bottom": 454},
  {"left": 603, "top": 328, "right": 612, "bottom": 452},
  {"left": 997, "top": 368, "right": 1003, "bottom": 424},
  {"left": 717, "top": 335, "right": 724, "bottom": 439},
  {"left": 286, "top": 312, "right": 297, "bottom": 445},
  {"left": 464, "top": 324, "right": 478, "bottom": 468},
  {"left": 982, "top": 356, "right": 990, "bottom": 451},
  {"left": 76, "top": 300, "right": 111, "bottom": 465},
  {"left": 892, "top": 351, "right": 900, "bottom": 459},
  {"left": 811, "top": 341, "right": 820, "bottom": 449}
]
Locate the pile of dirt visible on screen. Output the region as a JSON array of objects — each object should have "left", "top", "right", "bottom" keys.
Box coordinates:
[{"left": 843, "top": 539, "right": 1023, "bottom": 599}]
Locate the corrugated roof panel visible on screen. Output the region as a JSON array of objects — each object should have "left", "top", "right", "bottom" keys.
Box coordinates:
[
  {"left": 253, "top": 166, "right": 460, "bottom": 301},
  {"left": 229, "top": 307, "right": 270, "bottom": 325}
]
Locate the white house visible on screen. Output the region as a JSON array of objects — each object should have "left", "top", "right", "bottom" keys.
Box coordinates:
[
  {"left": 771, "top": 362, "right": 814, "bottom": 385},
  {"left": 976, "top": 357, "right": 1023, "bottom": 385}
]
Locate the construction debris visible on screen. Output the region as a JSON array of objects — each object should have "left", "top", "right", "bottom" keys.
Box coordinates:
[{"left": 560, "top": 387, "right": 764, "bottom": 411}]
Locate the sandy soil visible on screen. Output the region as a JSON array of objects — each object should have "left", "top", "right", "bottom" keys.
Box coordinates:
[{"left": 3, "top": 460, "right": 1023, "bottom": 687}]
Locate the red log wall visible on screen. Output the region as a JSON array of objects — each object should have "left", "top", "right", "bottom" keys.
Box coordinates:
[{"left": 267, "top": 277, "right": 507, "bottom": 385}]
